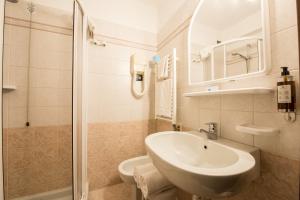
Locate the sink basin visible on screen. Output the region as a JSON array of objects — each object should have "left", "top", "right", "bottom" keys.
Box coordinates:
[{"left": 145, "top": 131, "right": 258, "bottom": 198}]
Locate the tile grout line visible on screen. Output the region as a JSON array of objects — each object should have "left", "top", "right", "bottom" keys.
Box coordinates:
[{"left": 251, "top": 94, "right": 255, "bottom": 146}]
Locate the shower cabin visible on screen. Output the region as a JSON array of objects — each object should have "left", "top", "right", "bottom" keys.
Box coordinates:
[{"left": 0, "top": 0, "right": 88, "bottom": 200}]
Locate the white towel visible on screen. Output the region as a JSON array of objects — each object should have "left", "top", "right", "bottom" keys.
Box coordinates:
[
  {"left": 200, "top": 47, "right": 211, "bottom": 60},
  {"left": 133, "top": 163, "right": 174, "bottom": 199},
  {"left": 158, "top": 55, "right": 169, "bottom": 79},
  {"left": 148, "top": 187, "right": 177, "bottom": 200},
  {"left": 163, "top": 55, "right": 169, "bottom": 78},
  {"left": 140, "top": 168, "right": 173, "bottom": 198},
  {"left": 133, "top": 163, "right": 156, "bottom": 188},
  {"left": 156, "top": 79, "right": 172, "bottom": 118}
]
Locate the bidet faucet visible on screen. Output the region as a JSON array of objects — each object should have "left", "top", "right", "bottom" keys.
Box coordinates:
[{"left": 199, "top": 122, "right": 218, "bottom": 140}]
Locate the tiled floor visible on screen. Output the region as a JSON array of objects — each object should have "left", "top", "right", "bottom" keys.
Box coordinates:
[{"left": 89, "top": 183, "right": 134, "bottom": 200}]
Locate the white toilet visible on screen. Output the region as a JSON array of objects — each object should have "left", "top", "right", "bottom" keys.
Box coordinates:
[{"left": 118, "top": 155, "right": 152, "bottom": 200}]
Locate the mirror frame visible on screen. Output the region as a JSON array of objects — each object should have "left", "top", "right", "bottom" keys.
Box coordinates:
[{"left": 187, "top": 0, "right": 271, "bottom": 86}]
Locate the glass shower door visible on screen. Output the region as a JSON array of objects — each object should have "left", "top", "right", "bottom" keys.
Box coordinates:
[{"left": 1, "top": 0, "right": 73, "bottom": 199}]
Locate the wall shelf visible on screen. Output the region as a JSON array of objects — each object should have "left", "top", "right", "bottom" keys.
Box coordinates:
[
  {"left": 3, "top": 85, "right": 17, "bottom": 92},
  {"left": 236, "top": 123, "right": 280, "bottom": 137},
  {"left": 183, "top": 87, "right": 274, "bottom": 97}
]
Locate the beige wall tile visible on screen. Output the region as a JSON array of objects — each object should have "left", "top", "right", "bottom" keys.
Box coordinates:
[
  {"left": 89, "top": 183, "right": 133, "bottom": 200},
  {"left": 155, "top": 119, "right": 173, "bottom": 132},
  {"left": 88, "top": 120, "right": 151, "bottom": 190},
  {"left": 4, "top": 125, "right": 72, "bottom": 198}
]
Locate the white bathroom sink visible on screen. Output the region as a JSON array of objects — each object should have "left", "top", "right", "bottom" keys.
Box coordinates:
[{"left": 145, "top": 131, "right": 258, "bottom": 198}]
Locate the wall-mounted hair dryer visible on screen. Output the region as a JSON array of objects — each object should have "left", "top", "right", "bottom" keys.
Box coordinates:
[{"left": 130, "top": 54, "right": 149, "bottom": 98}]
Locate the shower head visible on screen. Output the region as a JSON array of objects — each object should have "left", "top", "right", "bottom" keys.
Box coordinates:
[
  {"left": 7, "top": 0, "right": 18, "bottom": 3},
  {"left": 232, "top": 52, "right": 249, "bottom": 61}
]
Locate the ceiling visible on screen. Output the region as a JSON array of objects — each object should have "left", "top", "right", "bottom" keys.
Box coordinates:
[{"left": 18, "top": 0, "right": 188, "bottom": 33}]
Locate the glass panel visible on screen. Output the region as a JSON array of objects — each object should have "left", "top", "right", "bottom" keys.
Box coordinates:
[
  {"left": 190, "top": 44, "right": 212, "bottom": 82},
  {"left": 226, "top": 39, "right": 260, "bottom": 77},
  {"left": 213, "top": 46, "right": 225, "bottom": 80},
  {"left": 2, "top": 0, "right": 73, "bottom": 199}
]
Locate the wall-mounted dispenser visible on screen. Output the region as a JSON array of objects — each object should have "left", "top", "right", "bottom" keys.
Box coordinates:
[
  {"left": 130, "top": 54, "right": 149, "bottom": 98},
  {"left": 277, "top": 67, "right": 296, "bottom": 122}
]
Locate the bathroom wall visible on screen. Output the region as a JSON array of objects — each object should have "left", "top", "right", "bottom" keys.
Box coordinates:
[
  {"left": 85, "top": 0, "right": 158, "bottom": 33},
  {"left": 87, "top": 18, "right": 156, "bottom": 191},
  {"left": 157, "top": 0, "right": 300, "bottom": 199},
  {"left": 2, "top": 1, "right": 73, "bottom": 199}
]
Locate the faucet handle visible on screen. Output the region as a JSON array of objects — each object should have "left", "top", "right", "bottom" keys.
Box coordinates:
[
  {"left": 205, "top": 122, "right": 217, "bottom": 127},
  {"left": 205, "top": 122, "right": 217, "bottom": 125},
  {"left": 204, "top": 122, "right": 217, "bottom": 132}
]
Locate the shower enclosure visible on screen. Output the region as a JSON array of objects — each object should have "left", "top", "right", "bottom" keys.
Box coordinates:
[{"left": 0, "top": 0, "right": 88, "bottom": 199}]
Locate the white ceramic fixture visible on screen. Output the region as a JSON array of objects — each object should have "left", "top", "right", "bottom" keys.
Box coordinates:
[
  {"left": 118, "top": 155, "right": 151, "bottom": 185},
  {"left": 183, "top": 87, "right": 273, "bottom": 97},
  {"left": 145, "top": 132, "right": 258, "bottom": 198},
  {"left": 236, "top": 123, "right": 280, "bottom": 136}
]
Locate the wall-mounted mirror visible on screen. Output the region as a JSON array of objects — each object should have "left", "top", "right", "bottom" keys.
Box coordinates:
[{"left": 188, "top": 0, "right": 270, "bottom": 85}]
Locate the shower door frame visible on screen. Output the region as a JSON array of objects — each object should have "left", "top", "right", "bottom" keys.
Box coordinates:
[
  {"left": 0, "top": 0, "right": 88, "bottom": 199},
  {"left": 297, "top": 0, "right": 300, "bottom": 199},
  {"left": 73, "top": 1, "right": 88, "bottom": 200},
  {"left": 0, "top": 0, "right": 4, "bottom": 200}
]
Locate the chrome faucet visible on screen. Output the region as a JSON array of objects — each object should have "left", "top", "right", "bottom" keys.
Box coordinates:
[{"left": 199, "top": 122, "right": 218, "bottom": 140}]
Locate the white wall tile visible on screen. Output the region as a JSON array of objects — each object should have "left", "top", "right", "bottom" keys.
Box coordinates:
[
  {"left": 29, "top": 107, "right": 59, "bottom": 127},
  {"left": 29, "top": 88, "right": 59, "bottom": 107},
  {"left": 271, "top": 26, "right": 299, "bottom": 73},
  {"left": 269, "top": 0, "right": 297, "bottom": 33},
  {"left": 221, "top": 111, "right": 254, "bottom": 146},
  {"left": 198, "top": 96, "right": 221, "bottom": 110},
  {"left": 221, "top": 94, "right": 253, "bottom": 112},
  {"left": 8, "top": 107, "right": 27, "bottom": 128},
  {"left": 254, "top": 93, "right": 277, "bottom": 113},
  {"left": 254, "top": 112, "right": 300, "bottom": 160},
  {"left": 181, "top": 97, "right": 200, "bottom": 130},
  {"left": 3, "top": 8, "right": 73, "bottom": 128},
  {"left": 29, "top": 68, "right": 60, "bottom": 88}
]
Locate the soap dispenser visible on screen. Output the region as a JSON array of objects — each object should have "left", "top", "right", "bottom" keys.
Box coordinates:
[{"left": 277, "top": 67, "right": 296, "bottom": 114}]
